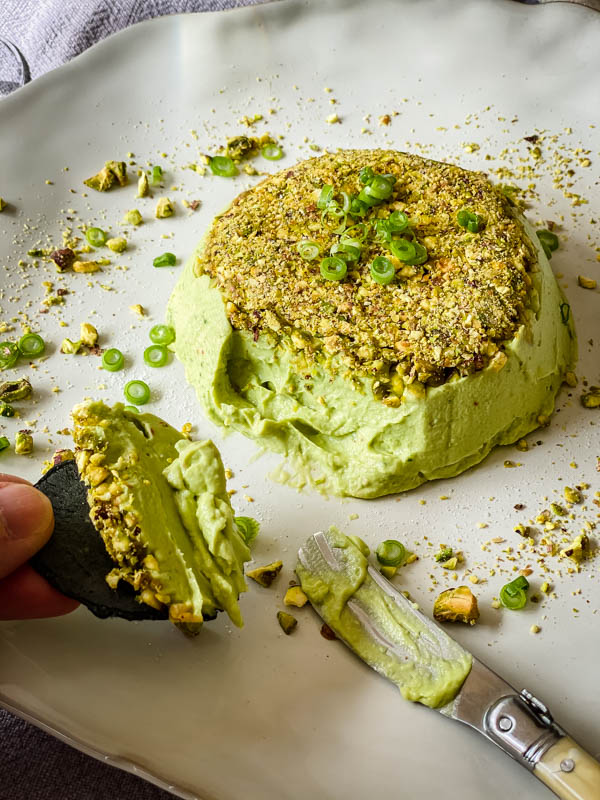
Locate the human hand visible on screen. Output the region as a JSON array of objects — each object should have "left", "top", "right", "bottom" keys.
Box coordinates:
[{"left": 0, "top": 474, "right": 79, "bottom": 619}]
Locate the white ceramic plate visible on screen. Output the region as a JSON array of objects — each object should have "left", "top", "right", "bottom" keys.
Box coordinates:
[{"left": 1, "top": 1, "right": 599, "bottom": 798}]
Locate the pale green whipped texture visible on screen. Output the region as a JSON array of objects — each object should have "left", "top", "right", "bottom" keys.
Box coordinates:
[
  {"left": 296, "top": 527, "right": 472, "bottom": 708},
  {"left": 167, "top": 219, "right": 575, "bottom": 499},
  {"left": 73, "top": 401, "right": 250, "bottom": 629}
]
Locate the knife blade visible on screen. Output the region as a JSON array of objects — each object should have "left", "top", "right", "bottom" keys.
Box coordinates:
[{"left": 297, "top": 530, "right": 600, "bottom": 799}]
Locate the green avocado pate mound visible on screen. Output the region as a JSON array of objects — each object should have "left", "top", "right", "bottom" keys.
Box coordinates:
[
  {"left": 72, "top": 400, "right": 250, "bottom": 634},
  {"left": 167, "top": 150, "right": 575, "bottom": 498},
  {"left": 296, "top": 527, "right": 472, "bottom": 708}
]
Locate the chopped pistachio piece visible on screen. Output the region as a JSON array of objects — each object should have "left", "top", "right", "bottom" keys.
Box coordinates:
[
  {"left": 530, "top": 625, "right": 541, "bottom": 635},
  {"left": 578, "top": 275, "right": 597, "bottom": 290},
  {"left": 50, "top": 247, "right": 76, "bottom": 272},
  {"left": 433, "top": 586, "right": 479, "bottom": 625},
  {"left": 246, "top": 560, "right": 283, "bottom": 587},
  {"left": 581, "top": 390, "right": 600, "bottom": 409},
  {"left": 379, "top": 565, "right": 397, "bottom": 579},
  {"left": 105, "top": 160, "right": 128, "bottom": 186},
  {"left": 564, "top": 371, "right": 578, "bottom": 387},
  {"left": 15, "top": 430, "right": 33, "bottom": 455},
  {"left": 0, "top": 378, "right": 32, "bottom": 402},
  {"left": 550, "top": 502, "right": 567, "bottom": 516},
  {"left": 0, "top": 198, "right": 6, "bottom": 212},
  {"left": 540, "top": 581, "right": 551, "bottom": 594},
  {"left": 73, "top": 260, "right": 101, "bottom": 274},
  {"left": 440, "top": 556, "right": 458, "bottom": 570},
  {"left": 284, "top": 585, "right": 308, "bottom": 607},
  {"left": 106, "top": 236, "right": 127, "bottom": 253},
  {"left": 155, "top": 197, "right": 175, "bottom": 218},
  {"left": 129, "top": 303, "right": 146, "bottom": 317},
  {"left": 277, "top": 610, "right": 298, "bottom": 635},
  {"left": 137, "top": 171, "right": 150, "bottom": 198},
  {"left": 560, "top": 534, "right": 589, "bottom": 563},
  {"left": 122, "top": 209, "right": 143, "bottom": 226},
  {"left": 60, "top": 338, "right": 82, "bottom": 354},
  {"left": 80, "top": 322, "right": 98, "bottom": 347},
  {"left": 83, "top": 167, "right": 114, "bottom": 192},
  {"left": 0, "top": 401, "right": 15, "bottom": 417},
  {"left": 564, "top": 486, "right": 582, "bottom": 504}
]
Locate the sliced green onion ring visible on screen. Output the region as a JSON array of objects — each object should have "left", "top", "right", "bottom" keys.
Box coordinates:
[
  {"left": 320, "top": 256, "right": 347, "bottom": 281},
  {"left": 317, "top": 184, "right": 334, "bottom": 209},
  {"left": 457, "top": 208, "right": 484, "bottom": 233},
  {"left": 209, "top": 156, "right": 237, "bottom": 177},
  {"left": 18, "top": 333, "right": 45, "bottom": 358},
  {"left": 365, "top": 175, "right": 394, "bottom": 200},
  {"left": 359, "top": 166, "right": 375, "bottom": 185},
  {"left": 344, "top": 222, "right": 369, "bottom": 241},
  {"left": 376, "top": 539, "right": 406, "bottom": 567},
  {"left": 349, "top": 197, "right": 369, "bottom": 217},
  {"left": 370, "top": 256, "right": 395, "bottom": 285},
  {"left": 536, "top": 229, "right": 559, "bottom": 258},
  {"left": 330, "top": 241, "right": 360, "bottom": 262},
  {"left": 102, "top": 348, "right": 124, "bottom": 372},
  {"left": 85, "top": 227, "right": 107, "bottom": 248},
  {"left": 123, "top": 405, "right": 140, "bottom": 414},
  {"left": 149, "top": 324, "right": 175, "bottom": 345},
  {"left": 406, "top": 242, "right": 429, "bottom": 266},
  {"left": 153, "top": 252, "right": 177, "bottom": 268},
  {"left": 0, "top": 342, "right": 19, "bottom": 370},
  {"left": 390, "top": 239, "right": 416, "bottom": 262},
  {"left": 124, "top": 379, "right": 150, "bottom": 405},
  {"left": 388, "top": 211, "right": 409, "bottom": 232},
  {"left": 357, "top": 188, "right": 380, "bottom": 207},
  {"left": 321, "top": 208, "right": 347, "bottom": 234},
  {"left": 143, "top": 344, "right": 169, "bottom": 368},
  {"left": 150, "top": 165, "right": 163, "bottom": 185},
  {"left": 261, "top": 143, "right": 283, "bottom": 161},
  {"left": 499, "top": 576, "right": 529, "bottom": 610},
  {"left": 340, "top": 192, "right": 352, "bottom": 213},
  {"left": 297, "top": 240, "right": 321, "bottom": 261}
]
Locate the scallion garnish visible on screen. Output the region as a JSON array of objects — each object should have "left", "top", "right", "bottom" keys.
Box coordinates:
[
  {"left": 153, "top": 252, "right": 177, "bottom": 268},
  {"left": 320, "top": 256, "right": 347, "bottom": 281},
  {"left": 17, "top": 333, "right": 45, "bottom": 358},
  {"left": 388, "top": 210, "right": 409, "bottom": 232},
  {"left": 150, "top": 165, "right": 163, "bottom": 185},
  {"left": 0, "top": 342, "right": 19, "bottom": 371},
  {"left": 370, "top": 256, "right": 395, "bottom": 285},
  {"left": 331, "top": 239, "right": 361, "bottom": 262},
  {"left": 149, "top": 324, "right": 176, "bottom": 346},
  {"left": 261, "top": 143, "right": 283, "bottom": 161},
  {"left": 143, "top": 344, "right": 169, "bottom": 368},
  {"left": 359, "top": 166, "right": 375, "bottom": 185},
  {"left": 85, "top": 227, "right": 107, "bottom": 248},
  {"left": 406, "top": 242, "right": 429, "bottom": 266},
  {"left": 499, "top": 576, "right": 529, "bottom": 610},
  {"left": 317, "top": 184, "right": 334, "bottom": 209},
  {"left": 123, "top": 405, "right": 140, "bottom": 414},
  {"left": 390, "top": 239, "right": 416, "bottom": 262},
  {"left": 297, "top": 241, "right": 321, "bottom": 261},
  {"left": 536, "top": 229, "right": 559, "bottom": 260},
  {"left": 124, "top": 379, "right": 150, "bottom": 405},
  {"left": 102, "top": 348, "right": 124, "bottom": 372},
  {"left": 344, "top": 222, "right": 369, "bottom": 241},
  {"left": 364, "top": 175, "right": 394, "bottom": 201},
  {"left": 376, "top": 539, "right": 406, "bottom": 567},
  {"left": 209, "top": 156, "right": 237, "bottom": 178},
  {"left": 457, "top": 209, "right": 485, "bottom": 233}
]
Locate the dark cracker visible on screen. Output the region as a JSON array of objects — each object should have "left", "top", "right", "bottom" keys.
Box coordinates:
[{"left": 31, "top": 461, "right": 167, "bottom": 621}]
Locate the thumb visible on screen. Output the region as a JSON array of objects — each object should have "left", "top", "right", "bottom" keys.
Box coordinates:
[{"left": 0, "top": 482, "right": 54, "bottom": 580}]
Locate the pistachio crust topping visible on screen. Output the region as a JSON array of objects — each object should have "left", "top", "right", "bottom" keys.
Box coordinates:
[{"left": 198, "top": 150, "right": 537, "bottom": 398}]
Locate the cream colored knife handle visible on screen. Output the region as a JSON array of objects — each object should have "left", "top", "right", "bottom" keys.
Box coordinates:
[{"left": 534, "top": 736, "right": 600, "bottom": 800}]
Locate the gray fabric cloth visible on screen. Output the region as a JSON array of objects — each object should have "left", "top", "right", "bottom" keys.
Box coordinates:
[
  {"left": 0, "top": 0, "right": 262, "bottom": 95},
  {"left": 0, "top": 2, "right": 262, "bottom": 795}
]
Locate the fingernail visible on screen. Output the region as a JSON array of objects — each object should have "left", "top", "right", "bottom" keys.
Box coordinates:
[{"left": 0, "top": 482, "right": 53, "bottom": 542}]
